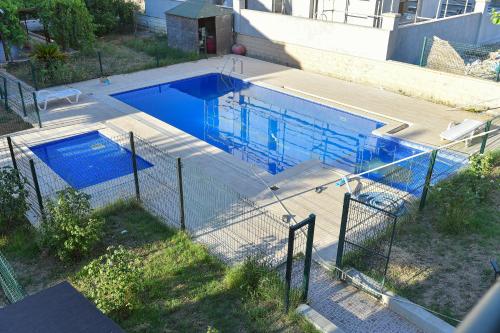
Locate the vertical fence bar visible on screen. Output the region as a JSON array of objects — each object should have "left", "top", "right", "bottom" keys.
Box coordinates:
[
  {"left": 129, "top": 132, "right": 141, "bottom": 202},
  {"left": 155, "top": 52, "right": 160, "bottom": 67},
  {"left": 97, "top": 51, "right": 104, "bottom": 77},
  {"left": 29, "top": 61, "right": 38, "bottom": 91},
  {"left": 335, "top": 192, "right": 351, "bottom": 277},
  {"left": 176, "top": 157, "right": 186, "bottom": 231},
  {"left": 7, "top": 137, "right": 17, "bottom": 171},
  {"left": 29, "top": 159, "right": 45, "bottom": 221},
  {"left": 301, "top": 214, "right": 316, "bottom": 303},
  {"left": 479, "top": 120, "right": 492, "bottom": 154},
  {"left": 2, "top": 77, "right": 8, "bottom": 110},
  {"left": 32, "top": 92, "right": 42, "bottom": 128},
  {"left": 381, "top": 215, "right": 398, "bottom": 290},
  {"left": 284, "top": 227, "right": 295, "bottom": 312},
  {"left": 419, "top": 149, "right": 438, "bottom": 210},
  {"left": 419, "top": 36, "right": 428, "bottom": 67},
  {"left": 17, "top": 82, "right": 27, "bottom": 117}
]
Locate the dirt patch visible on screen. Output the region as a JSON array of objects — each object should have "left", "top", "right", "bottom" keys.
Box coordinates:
[{"left": 387, "top": 199, "right": 499, "bottom": 321}]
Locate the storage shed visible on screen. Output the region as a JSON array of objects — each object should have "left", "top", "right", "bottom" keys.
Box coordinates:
[{"left": 165, "top": 0, "right": 233, "bottom": 56}]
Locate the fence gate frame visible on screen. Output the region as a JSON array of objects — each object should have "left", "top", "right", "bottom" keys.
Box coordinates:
[
  {"left": 284, "top": 214, "right": 316, "bottom": 312},
  {"left": 335, "top": 192, "right": 398, "bottom": 289}
]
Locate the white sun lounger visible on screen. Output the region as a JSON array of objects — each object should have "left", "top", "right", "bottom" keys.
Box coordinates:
[
  {"left": 440, "top": 119, "right": 484, "bottom": 146},
  {"left": 36, "top": 88, "right": 81, "bottom": 111}
]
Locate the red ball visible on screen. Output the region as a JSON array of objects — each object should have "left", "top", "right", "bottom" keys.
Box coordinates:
[{"left": 231, "top": 44, "right": 246, "bottom": 55}]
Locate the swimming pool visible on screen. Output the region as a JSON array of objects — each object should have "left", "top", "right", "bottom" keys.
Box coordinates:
[
  {"left": 30, "top": 131, "right": 153, "bottom": 189},
  {"left": 111, "top": 74, "right": 463, "bottom": 186}
]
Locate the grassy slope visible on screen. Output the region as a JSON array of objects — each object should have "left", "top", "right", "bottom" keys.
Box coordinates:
[
  {"left": 0, "top": 202, "right": 316, "bottom": 333},
  {"left": 386, "top": 155, "right": 500, "bottom": 324}
]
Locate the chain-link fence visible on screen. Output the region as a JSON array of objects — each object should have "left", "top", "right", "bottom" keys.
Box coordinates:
[
  {"left": 0, "top": 72, "right": 41, "bottom": 137},
  {"left": 4, "top": 132, "right": 309, "bottom": 270},
  {"left": 135, "top": 12, "right": 167, "bottom": 35},
  {"left": 336, "top": 116, "right": 499, "bottom": 294},
  {"left": 6, "top": 28, "right": 199, "bottom": 90},
  {"left": 420, "top": 36, "right": 500, "bottom": 82}
]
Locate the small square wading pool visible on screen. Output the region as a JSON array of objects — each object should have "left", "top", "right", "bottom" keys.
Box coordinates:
[{"left": 30, "top": 131, "right": 153, "bottom": 190}]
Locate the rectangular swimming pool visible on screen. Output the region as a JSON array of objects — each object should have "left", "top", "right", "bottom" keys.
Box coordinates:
[
  {"left": 30, "top": 131, "right": 153, "bottom": 189},
  {"left": 111, "top": 74, "right": 463, "bottom": 188}
]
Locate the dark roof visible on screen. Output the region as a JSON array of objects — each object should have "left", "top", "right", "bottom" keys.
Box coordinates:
[
  {"left": 166, "top": 0, "right": 232, "bottom": 19},
  {"left": 0, "top": 282, "right": 124, "bottom": 333}
]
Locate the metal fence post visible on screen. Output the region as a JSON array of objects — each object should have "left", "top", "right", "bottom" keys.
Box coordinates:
[
  {"left": 419, "top": 150, "right": 438, "bottom": 211},
  {"left": 32, "top": 92, "right": 42, "bottom": 128},
  {"left": 29, "top": 159, "right": 45, "bottom": 221},
  {"left": 17, "top": 82, "right": 27, "bottom": 117},
  {"left": 479, "top": 120, "right": 492, "bottom": 154},
  {"left": 155, "top": 52, "right": 160, "bottom": 67},
  {"left": 6, "top": 137, "right": 17, "bottom": 171},
  {"left": 29, "top": 60, "right": 38, "bottom": 91},
  {"left": 419, "top": 36, "right": 428, "bottom": 67},
  {"left": 284, "top": 226, "right": 295, "bottom": 312},
  {"left": 176, "top": 157, "right": 186, "bottom": 231},
  {"left": 97, "top": 51, "right": 104, "bottom": 77},
  {"left": 301, "top": 214, "right": 316, "bottom": 303},
  {"left": 129, "top": 132, "right": 141, "bottom": 202},
  {"left": 336, "top": 192, "right": 351, "bottom": 278},
  {"left": 2, "top": 77, "right": 8, "bottom": 110}
]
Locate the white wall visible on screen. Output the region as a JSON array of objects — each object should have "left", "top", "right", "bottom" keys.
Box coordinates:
[
  {"left": 247, "top": 0, "right": 274, "bottom": 12},
  {"left": 392, "top": 12, "right": 483, "bottom": 64},
  {"left": 236, "top": 9, "right": 396, "bottom": 60},
  {"left": 145, "top": 0, "right": 183, "bottom": 18}
]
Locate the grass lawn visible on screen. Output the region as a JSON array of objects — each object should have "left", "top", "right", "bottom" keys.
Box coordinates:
[
  {"left": 0, "top": 201, "right": 316, "bottom": 333},
  {"left": 384, "top": 152, "right": 500, "bottom": 324},
  {"left": 7, "top": 32, "right": 201, "bottom": 89}
]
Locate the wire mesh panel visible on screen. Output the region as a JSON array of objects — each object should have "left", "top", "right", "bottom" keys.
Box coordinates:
[
  {"left": 133, "top": 136, "right": 180, "bottom": 228},
  {"left": 181, "top": 159, "right": 294, "bottom": 267},
  {"left": 0, "top": 74, "right": 36, "bottom": 136},
  {"left": 340, "top": 195, "right": 398, "bottom": 289},
  {"left": 421, "top": 37, "right": 500, "bottom": 82},
  {"left": 0, "top": 251, "right": 27, "bottom": 304}
]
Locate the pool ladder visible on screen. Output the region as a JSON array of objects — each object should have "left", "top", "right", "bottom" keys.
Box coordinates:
[{"left": 220, "top": 57, "right": 244, "bottom": 91}]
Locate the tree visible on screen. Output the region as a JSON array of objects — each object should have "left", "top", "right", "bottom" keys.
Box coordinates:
[
  {"left": 0, "top": 0, "right": 26, "bottom": 61},
  {"left": 84, "top": 0, "right": 138, "bottom": 36},
  {"left": 39, "top": 0, "right": 95, "bottom": 50},
  {"left": 491, "top": 9, "right": 500, "bottom": 25}
]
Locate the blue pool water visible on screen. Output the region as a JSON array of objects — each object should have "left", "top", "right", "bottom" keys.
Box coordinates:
[
  {"left": 111, "top": 73, "right": 464, "bottom": 190},
  {"left": 30, "top": 131, "right": 153, "bottom": 189}
]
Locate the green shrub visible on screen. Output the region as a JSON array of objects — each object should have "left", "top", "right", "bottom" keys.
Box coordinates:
[
  {"left": 429, "top": 151, "right": 499, "bottom": 234},
  {"left": 224, "top": 258, "right": 268, "bottom": 295},
  {"left": 76, "top": 245, "right": 143, "bottom": 316},
  {"left": 39, "top": 0, "right": 95, "bottom": 50},
  {"left": 84, "top": 0, "right": 139, "bottom": 36},
  {"left": 32, "top": 43, "right": 67, "bottom": 63},
  {"left": 0, "top": 167, "right": 29, "bottom": 229},
  {"left": 0, "top": 0, "right": 26, "bottom": 61},
  {"left": 39, "top": 188, "right": 104, "bottom": 262}
]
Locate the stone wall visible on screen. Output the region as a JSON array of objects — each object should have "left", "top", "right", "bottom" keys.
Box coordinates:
[
  {"left": 215, "top": 14, "right": 233, "bottom": 55},
  {"left": 236, "top": 33, "right": 500, "bottom": 109},
  {"left": 166, "top": 15, "right": 199, "bottom": 53}
]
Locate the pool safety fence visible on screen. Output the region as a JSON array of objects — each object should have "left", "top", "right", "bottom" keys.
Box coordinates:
[
  {"left": 335, "top": 118, "right": 499, "bottom": 293},
  {"left": 4, "top": 132, "right": 312, "bottom": 276},
  {"left": 419, "top": 37, "right": 500, "bottom": 82},
  {"left": 0, "top": 72, "right": 41, "bottom": 137}
]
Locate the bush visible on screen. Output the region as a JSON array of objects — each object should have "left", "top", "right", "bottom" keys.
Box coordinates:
[
  {"left": 39, "top": 188, "right": 103, "bottom": 262},
  {"left": 224, "top": 258, "right": 268, "bottom": 295},
  {"left": 85, "top": 0, "right": 139, "bottom": 36},
  {"left": 32, "top": 43, "right": 67, "bottom": 63},
  {"left": 0, "top": 167, "right": 29, "bottom": 229},
  {"left": 0, "top": 0, "right": 26, "bottom": 61},
  {"left": 429, "top": 151, "right": 499, "bottom": 234},
  {"left": 39, "top": 0, "right": 95, "bottom": 50},
  {"left": 76, "top": 245, "right": 143, "bottom": 316}
]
